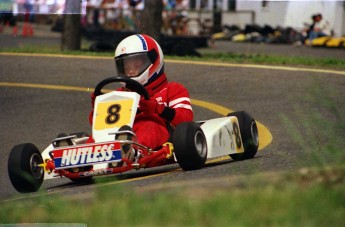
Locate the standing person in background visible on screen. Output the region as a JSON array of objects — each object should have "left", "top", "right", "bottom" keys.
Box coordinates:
[
  {"left": 88, "top": 0, "right": 104, "bottom": 27},
  {"left": 0, "top": 0, "right": 17, "bottom": 35},
  {"left": 22, "top": 0, "right": 35, "bottom": 36}
]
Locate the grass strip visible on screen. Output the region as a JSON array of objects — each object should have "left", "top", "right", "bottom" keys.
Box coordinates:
[
  {"left": 1, "top": 45, "right": 344, "bottom": 70},
  {"left": 0, "top": 166, "right": 344, "bottom": 226}
]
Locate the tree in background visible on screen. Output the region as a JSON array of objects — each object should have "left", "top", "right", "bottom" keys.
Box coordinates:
[
  {"left": 61, "top": 0, "right": 81, "bottom": 51},
  {"left": 61, "top": 0, "right": 163, "bottom": 50},
  {"left": 138, "top": 0, "right": 163, "bottom": 43}
]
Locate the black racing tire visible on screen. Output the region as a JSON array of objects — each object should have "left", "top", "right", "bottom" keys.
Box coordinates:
[
  {"left": 8, "top": 143, "right": 44, "bottom": 193},
  {"left": 227, "top": 111, "right": 259, "bottom": 161},
  {"left": 173, "top": 122, "right": 208, "bottom": 170}
]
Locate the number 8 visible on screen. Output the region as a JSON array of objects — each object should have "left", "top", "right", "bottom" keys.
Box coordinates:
[
  {"left": 106, "top": 104, "right": 121, "bottom": 124},
  {"left": 233, "top": 122, "right": 242, "bottom": 149}
]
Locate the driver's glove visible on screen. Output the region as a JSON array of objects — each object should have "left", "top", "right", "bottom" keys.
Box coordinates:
[{"left": 139, "top": 97, "right": 165, "bottom": 115}]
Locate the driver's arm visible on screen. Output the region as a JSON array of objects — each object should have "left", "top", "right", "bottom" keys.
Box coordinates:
[
  {"left": 138, "top": 83, "right": 193, "bottom": 125},
  {"left": 166, "top": 83, "right": 193, "bottom": 127}
]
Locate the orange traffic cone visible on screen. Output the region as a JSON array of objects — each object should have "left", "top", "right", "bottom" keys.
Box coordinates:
[
  {"left": 22, "top": 23, "right": 34, "bottom": 37},
  {"left": 28, "top": 24, "right": 33, "bottom": 36},
  {"left": 12, "top": 25, "right": 18, "bottom": 36},
  {"left": 22, "top": 23, "right": 29, "bottom": 37}
]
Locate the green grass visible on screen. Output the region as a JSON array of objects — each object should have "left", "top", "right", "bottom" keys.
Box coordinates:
[
  {"left": 200, "top": 52, "right": 345, "bottom": 70},
  {"left": 1, "top": 45, "right": 345, "bottom": 70},
  {"left": 1, "top": 166, "right": 344, "bottom": 226},
  {"left": 281, "top": 82, "right": 345, "bottom": 167}
]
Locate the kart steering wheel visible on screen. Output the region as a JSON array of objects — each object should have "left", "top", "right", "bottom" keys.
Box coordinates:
[{"left": 94, "top": 76, "right": 150, "bottom": 100}]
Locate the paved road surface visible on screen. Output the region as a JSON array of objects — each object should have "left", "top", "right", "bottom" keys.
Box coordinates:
[{"left": 0, "top": 26, "right": 344, "bottom": 201}]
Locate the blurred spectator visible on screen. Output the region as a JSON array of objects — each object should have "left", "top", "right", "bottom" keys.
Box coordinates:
[
  {"left": 87, "top": 0, "right": 104, "bottom": 27},
  {"left": 20, "top": 0, "right": 35, "bottom": 36},
  {"left": 24, "top": 0, "right": 35, "bottom": 23},
  {"left": 163, "top": 0, "right": 175, "bottom": 34},
  {"left": 127, "top": 0, "right": 143, "bottom": 31},
  {"left": 166, "top": 0, "right": 189, "bottom": 35},
  {"left": 308, "top": 13, "right": 332, "bottom": 41},
  {"left": 305, "top": 14, "right": 317, "bottom": 40},
  {"left": 175, "top": 0, "right": 189, "bottom": 35},
  {"left": 0, "top": 0, "right": 17, "bottom": 35}
]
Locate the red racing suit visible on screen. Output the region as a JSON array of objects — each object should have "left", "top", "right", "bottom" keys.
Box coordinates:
[{"left": 89, "top": 73, "right": 193, "bottom": 149}]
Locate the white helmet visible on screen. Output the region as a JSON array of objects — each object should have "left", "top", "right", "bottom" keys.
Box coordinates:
[{"left": 114, "top": 34, "right": 164, "bottom": 86}]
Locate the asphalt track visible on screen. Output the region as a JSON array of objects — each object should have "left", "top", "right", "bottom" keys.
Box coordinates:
[{"left": 1, "top": 51, "right": 344, "bottom": 201}]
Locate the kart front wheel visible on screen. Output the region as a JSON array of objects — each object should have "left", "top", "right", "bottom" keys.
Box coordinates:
[
  {"left": 227, "top": 111, "right": 259, "bottom": 161},
  {"left": 173, "top": 122, "right": 208, "bottom": 170},
  {"left": 8, "top": 143, "right": 44, "bottom": 193}
]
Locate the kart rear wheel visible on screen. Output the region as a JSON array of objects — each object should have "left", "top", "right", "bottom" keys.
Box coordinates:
[
  {"left": 8, "top": 143, "right": 44, "bottom": 193},
  {"left": 227, "top": 111, "right": 259, "bottom": 161},
  {"left": 173, "top": 122, "right": 207, "bottom": 170}
]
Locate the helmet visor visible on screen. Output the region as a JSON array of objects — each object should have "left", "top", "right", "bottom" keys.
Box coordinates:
[{"left": 115, "top": 53, "right": 152, "bottom": 78}]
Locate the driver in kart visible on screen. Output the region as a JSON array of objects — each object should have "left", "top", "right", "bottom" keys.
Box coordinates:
[{"left": 90, "top": 34, "right": 193, "bottom": 150}]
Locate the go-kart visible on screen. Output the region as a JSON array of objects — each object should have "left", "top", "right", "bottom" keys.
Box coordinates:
[{"left": 8, "top": 77, "right": 259, "bottom": 193}]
